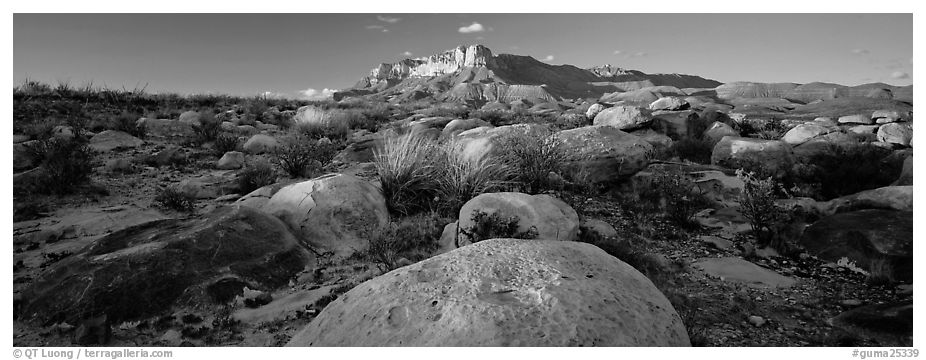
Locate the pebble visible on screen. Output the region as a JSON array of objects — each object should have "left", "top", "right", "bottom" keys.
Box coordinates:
[{"left": 748, "top": 315, "right": 766, "bottom": 327}]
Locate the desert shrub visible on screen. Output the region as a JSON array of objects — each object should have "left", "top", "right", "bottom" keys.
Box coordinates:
[
  {"left": 153, "top": 186, "right": 196, "bottom": 212},
  {"left": 330, "top": 108, "right": 374, "bottom": 131},
  {"left": 640, "top": 169, "right": 712, "bottom": 228},
  {"left": 22, "top": 118, "right": 59, "bottom": 141},
  {"left": 434, "top": 140, "right": 513, "bottom": 216},
  {"left": 365, "top": 211, "right": 448, "bottom": 271},
  {"left": 552, "top": 113, "right": 590, "bottom": 130},
  {"left": 193, "top": 112, "right": 221, "bottom": 143},
  {"left": 737, "top": 169, "right": 787, "bottom": 249},
  {"left": 791, "top": 143, "right": 898, "bottom": 200},
  {"left": 359, "top": 103, "right": 392, "bottom": 128},
  {"left": 294, "top": 119, "right": 350, "bottom": 141},
  {"left": 497, "top": 129, "right": 569, "bottom": 194},
  {"left": 460, "top": 210, "right": 539, "bottom": 243},
  {"left": 373, "top": 130, "right": 441, "bottom": 215},
  {"left": 238, "top": 161, "right": 278, "bottom": 194},
  {"left": 111, "top": 111, "right": 146, "bottom": 138},
  {"left": 241, "top": 98, "right": 270, "bottom": 123},
  {"left": 666, "top": 138, "right": 714, "bottom": 164},
  {"left": 21, "top": 137, "right": 94, "bottom": 195},
  {"left": 272, "top": 135, "right": 338, "bottom": 178},
  {"left": 213, "top": 133, "right": 240, "bottom": 154},
  {"left": 424, "top": 104, "right": 470, "bottom": 119}
]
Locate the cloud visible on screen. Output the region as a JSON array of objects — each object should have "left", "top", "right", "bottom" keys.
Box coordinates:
[
  {"left": 624, "top": 51, "right": 648, "bottom": 58},
  {"left": 890, "top": 71, "right": 910, "bottom": 80},
  {"left": 458, "top": 22, "right": 485, "bottom": 33},
  {"left": 259, "top": 91, "right": 289, "bottom": 99},
  {"left": 402, "top": 51, "right": 413, "bottom": 57},
  {"left": 366, "top": 25, "right": 385, "bottom": 30},
  {"left": 541, "top": 55, "right": 554, "bottom": 62},
  {"left": 299, "top": 88, "right": 337, "bottom": 101},
  {"left": 382, "top": 29, "right": 389, "bottom": 33},
  {"left": 851, "top": 48, "right": 870, "bottom": 55},
  {"left": 377, "top": 15, "right": 401, "bottom": 24},
  {"left": 613, "top": 50, "right": 622, "bottom": 55}
]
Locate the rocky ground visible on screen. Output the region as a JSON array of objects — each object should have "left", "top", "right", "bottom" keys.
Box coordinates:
[{"left": 12, "top": 83, "right": 914, "bottom": 347}]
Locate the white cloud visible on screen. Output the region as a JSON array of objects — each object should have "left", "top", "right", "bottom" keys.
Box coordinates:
[
  {"left": 458, "top": 22, "right": 485, "bottom": 33},
  {"left": 402, "top": 51, "right": 413, "bottom": 57},
  {"left": 382, "top": 29, "right": 389, "bottom": 33},
  {"left": 366, "top": 25, "right": 384, "bottom": 30},
  {"left": 890, "top": 71, "right": 911, "bottom": 79},
  {"left": 625, "top": 51, "right": 648, "bottom": 58},
  {"left": 613, "top": 50, "right": 622, "bottom": 55},
  {"left": 851, "top": 48, "right": 870, "bottom": 55},
  {"left": 541, "top": 55, "right": 554, "bottom": 62},
  {"left": 377, "top": 15, "right": 401, "bottom": 24},
  {"left": 260, "top": 91, "right": 289, "bottom": 99},
  {"left": 299, "top": 88, "right": 337, "bottom": 101}
]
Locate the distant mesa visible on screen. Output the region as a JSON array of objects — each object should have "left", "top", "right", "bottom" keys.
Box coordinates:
[{"left": 333, "top": 44, "right": 912, "bottom": 106}]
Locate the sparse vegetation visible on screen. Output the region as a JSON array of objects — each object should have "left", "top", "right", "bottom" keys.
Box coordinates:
[
  {"left": 737, "top": 169, "right": 787, "bottom": 249},
  {"left": 193, "top": 111, "right": 221, "bottom": 143},
  {"left": 19, "top": 137, "right": 95, "bottom": 195},
  {"left": 213, "top": 133, "right": 240, "bottom": 154},
  {"left": 365, "top": 211, "right": 449, "bottom": 271},
  {"left": 237, "top": 161, "right": 278, "bottom": 194},
  {"left": 497, "top": 129, "right": 569, "bottom": 194},
  {"left": 373, "top": 130, "right": 442, "bottom": 215},
  {"left": 639, "top": 168, "right": 712, "bottom": 228},
  {"left": 460, "top": 210, "right": 539, "bottom": 243},
  {"left": 435, "top": 140, "right": 513, "bottom": 216},
  {"left": 272, "top": 135, "right": 337, "bottom": 178},
  {"left": 153, "top": 186, "right": 196, "bottom": 212}
]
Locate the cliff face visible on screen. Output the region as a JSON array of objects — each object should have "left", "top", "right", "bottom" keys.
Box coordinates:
[{"left": 340, "top": 44, "right": 722, "bottom": 104}]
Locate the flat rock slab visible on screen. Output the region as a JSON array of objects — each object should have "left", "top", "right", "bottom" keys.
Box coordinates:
[
  {"left": 232, "top": 286, "right": 334, "bottom": 324},
  {"left": 694, "top": 257, "right": 796, "bottom": 288}
]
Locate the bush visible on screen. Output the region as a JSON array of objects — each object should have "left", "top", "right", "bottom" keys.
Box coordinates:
[
  {"left": 641, "top": 168, "right": 712, "bottom": 228},
  {"left": 737, "top": 169, "right": 787, "bottom": 249},
  {"left": 238, "top": 161, "right": 278, "bottom": 194},
  {"left": 21, "top": 137, "right": 94, "bottom": 195},
  {"left": 434, "top": 140, "right": 513, "bottom": 216},
  {"left": 111, "top": 111, "right": 146, "bottom": 138},
  {"left": 666, "top": 138, "right": 714, "bottom": 164},
  {"left": 497, "top": 129, "right": 569, "bottom": 194},
  {"left": 272, "top": 135, "right": 338, "bottom": 178},
  {"left": 373, "top": 130, "right": 441, "bottom": 215},
  {"left": 294, "top": 119, "right": 350, "bottom": 141},
  {"left": 193, "top": 112, "right": 221, "bottom": 143},
  {"left": 791, "top": 143, "right": 899, "bottom": 200},
  {"left": 213, "top": 133, "right": 240, "bottom": 154},
  {"left": 153, "top": 186, "right": 196, "bottom": 212},
  {"left": 460, "top": 210, "right": 539, "bottom": 243},
  {"left": 365, "top": 212, "right": 448, "bottom": 271}
]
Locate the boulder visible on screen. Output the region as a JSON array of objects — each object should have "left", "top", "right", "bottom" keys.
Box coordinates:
[
  {"left": 455, "top": 124, "right": 547, "bottom": 161},
  {"left": 702, "top": 121, "right": 739, "bottom": 144},
  {"left": 556, "top": 125, "right": 654, "bottom": 184},
  {"left": 781, "top": 123, "right": 833, "bottom": 145},
  {"left": 694, "top": 257, "right": 796, "bottom": 288},
  {"left": 800, "top": 209, "right": 912, "bottom": 282},
  {"left": 88, "top": 130, "right": 144, "bottom": 152},
  {"left": 837, "top": 114, "right": 874, "bottom": 125},
  {"left": 441, "top": 118, "right": 491, "bottom": 138},
  {"left": 711, "top": 136, "right": 795, "bottom": 178},
  {"left": 456, "top": 192, "right": 579, "bottom": 246},
  {"left": 13, "top": 134, "right": 31, "bottom": 144},
  {"left": 592, "top": 105, "right": 653, "bottom": 131},
  {"left": 137, "top": 118, "right": 195, "bottom": 139},
  {"left": 848, "top": 125, "right": 880, "bottom": 135},
  {"left": 103, "top": 158, "right": 133, "bottom": 174},
  {"left": 334, "top": 131, "right": 385, "bottom": 164},
  {"left": 52, "top": 125, "right": 75, "bottom": 140},
  {"left": 580, "top": 218, "right": 618, "bottom": 239},
  {"left": 648, "top": 97, "right": 689, "bottom": 111},
  {"left": 876, "top": 123, "right": 912, "bottom": 146},
  {"left": 18, "top": 206, "right": 312, "bottom": 324},
  {"left": 234, "top": 182, "right": 295, "bottom": 210},
  {"left": 178, "top": 111, "right": 202, "bottom": 126},
  {"left": 829, "top": 301, "right": 912, "bottom": 346},
  {"left": 585, "top": 103, "right": 606, "bottom": 120},
  {"left": 892, "top": 156, "right": 912, "bottom": 186},
  {"left": 286, "top": 239, "right": 691, "bottom": 346},
  {"left": 818, "top": 186, "right": 912, "bottom": 217},
  {"left": 871, "top": 110, "right": 904, "bottom": 123},
  {"left": 260, "top": 174, "right": 389, "bottom": 257},
  {"left": 13, "top": 142, "right": 38, "bottom": 172},
  {"left": 629, "top": 129, "right": 673, "bottom": 153},
  {"left": 176, "top": 171, "right": 238, "bottom": 199},
  {"left": 141, "top": 146, "right": 186, "bottom": 167},
  {"left": 243, "top": 134, "right": 279, "bottom": 154},
  {"left": 216, "top": 151, "right": 246, "bottom": 170},
  {"left": 650, "top": 110, "right": 701, "bottom": 140}
]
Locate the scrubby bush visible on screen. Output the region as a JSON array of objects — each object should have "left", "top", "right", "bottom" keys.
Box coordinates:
[
  {"left": 193, "top": 111, "right": 221, "bottom": 143},
  {"left": 645, "top": 169, "right": 712, "bottom": 228},
  {"left": 434, "top": 140, "right": 513, "bottom": 216},
  {"left": 153, "top": 186, "right": 196, "bottom": 212},
  {"left": 737, "top": 169, "right": 787, "bottom": 249},
  {"left": 238, "top": 161, "right": 278, "bottom": 194},
  {"left": 497, "top": 129, "right": 569, "bottom": 194},
  {"left": 213, "top": 133, "right": 240, "bottom": 154},
  {"left": 790, "top": 143, "right": 899, "bottom": 200},
  {"left": 111, "top": 111, "right": 146, "bottom": 138},
  {"left": 365, "top": 212, "right": 449, "bottom": 271},
  {"left": 272, "top": 135, "right": 338, "bottom": 178},
  {"left": 460, "top": 210, "right": 539, "bottom": 243},
  {"left": 294, "top": 119, "right": 351, "bottom": 141},
  {"left": 665, "top": 138, "right": 713, "bottom": 164},
  {"left": 21, "top": 137, "right": 95, "bottom": 195},
  {"left": 373, "top": 130, "right": 441, "bottom": 215},
  {"left": 423, "top": 104, "right": 470, "bottom": 119}
]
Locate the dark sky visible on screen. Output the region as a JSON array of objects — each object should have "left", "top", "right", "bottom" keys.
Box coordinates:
[{"left": 14, "top": 13, "right": 913, "bottom": 99}]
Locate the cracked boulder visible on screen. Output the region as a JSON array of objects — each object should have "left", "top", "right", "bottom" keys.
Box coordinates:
[
  {"left": 17, "top": 206, "right": 312, "bottom": 325},
  {"left": 286, "top": 239, "right": 691, "bottom": 346},
  {"left": 260, "top": 173, "right": 389, "bottom": 257}
]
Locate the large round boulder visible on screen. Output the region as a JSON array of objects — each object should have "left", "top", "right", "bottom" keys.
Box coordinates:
[
  {"left": 781, "top": 123, "right": 834, "bottom": 145},
  {"left": 711, "top": 136, "right": 795, "bottom": 178},
  {"left": 648, "top": 97, "right": 690, "bottom": 111},
  {"left": 592, "top": 105, "right": 653, "bottom": 131},
  {"left": 286, "top": 239, "right": 691, "bottom": 346},
  {"left": 585, "top": 103, "right": 606, "bottom": 120},
  {"left": 18, "top": 206, "right": 312, "bottom": 325},
  {"left": 877, "top": 123, "right": 913, "bottom": 146},
  {"left": 88, "top": 130, "right": 144, "bottom": 152},
  {"left": 800, "top": 209, "right": 912, "bottom": 282},
  {"left": 455, "top": 192, "right": 579, "bottom": 247},
  {"left": 242, "top": 134, "right": 279, "bottom": 154},
  {"left": 556, "top": 125, "right": 654, "bottom": 184},
  {"left": 650, "top": 110, "right": 702, "bottom": 140},
  {"left": 260, "top": 173, "right": 389, "bottom": 257},
  {"left": 455, "top": 124, "right": 547, "bottom": 161},
  {"left": 441, "top": 118, "right": 491, "bottom": 138}
]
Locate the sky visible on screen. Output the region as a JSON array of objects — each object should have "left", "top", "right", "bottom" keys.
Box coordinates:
[{"left": 14, "top": 13, "right": 914, "bottom": 99}]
